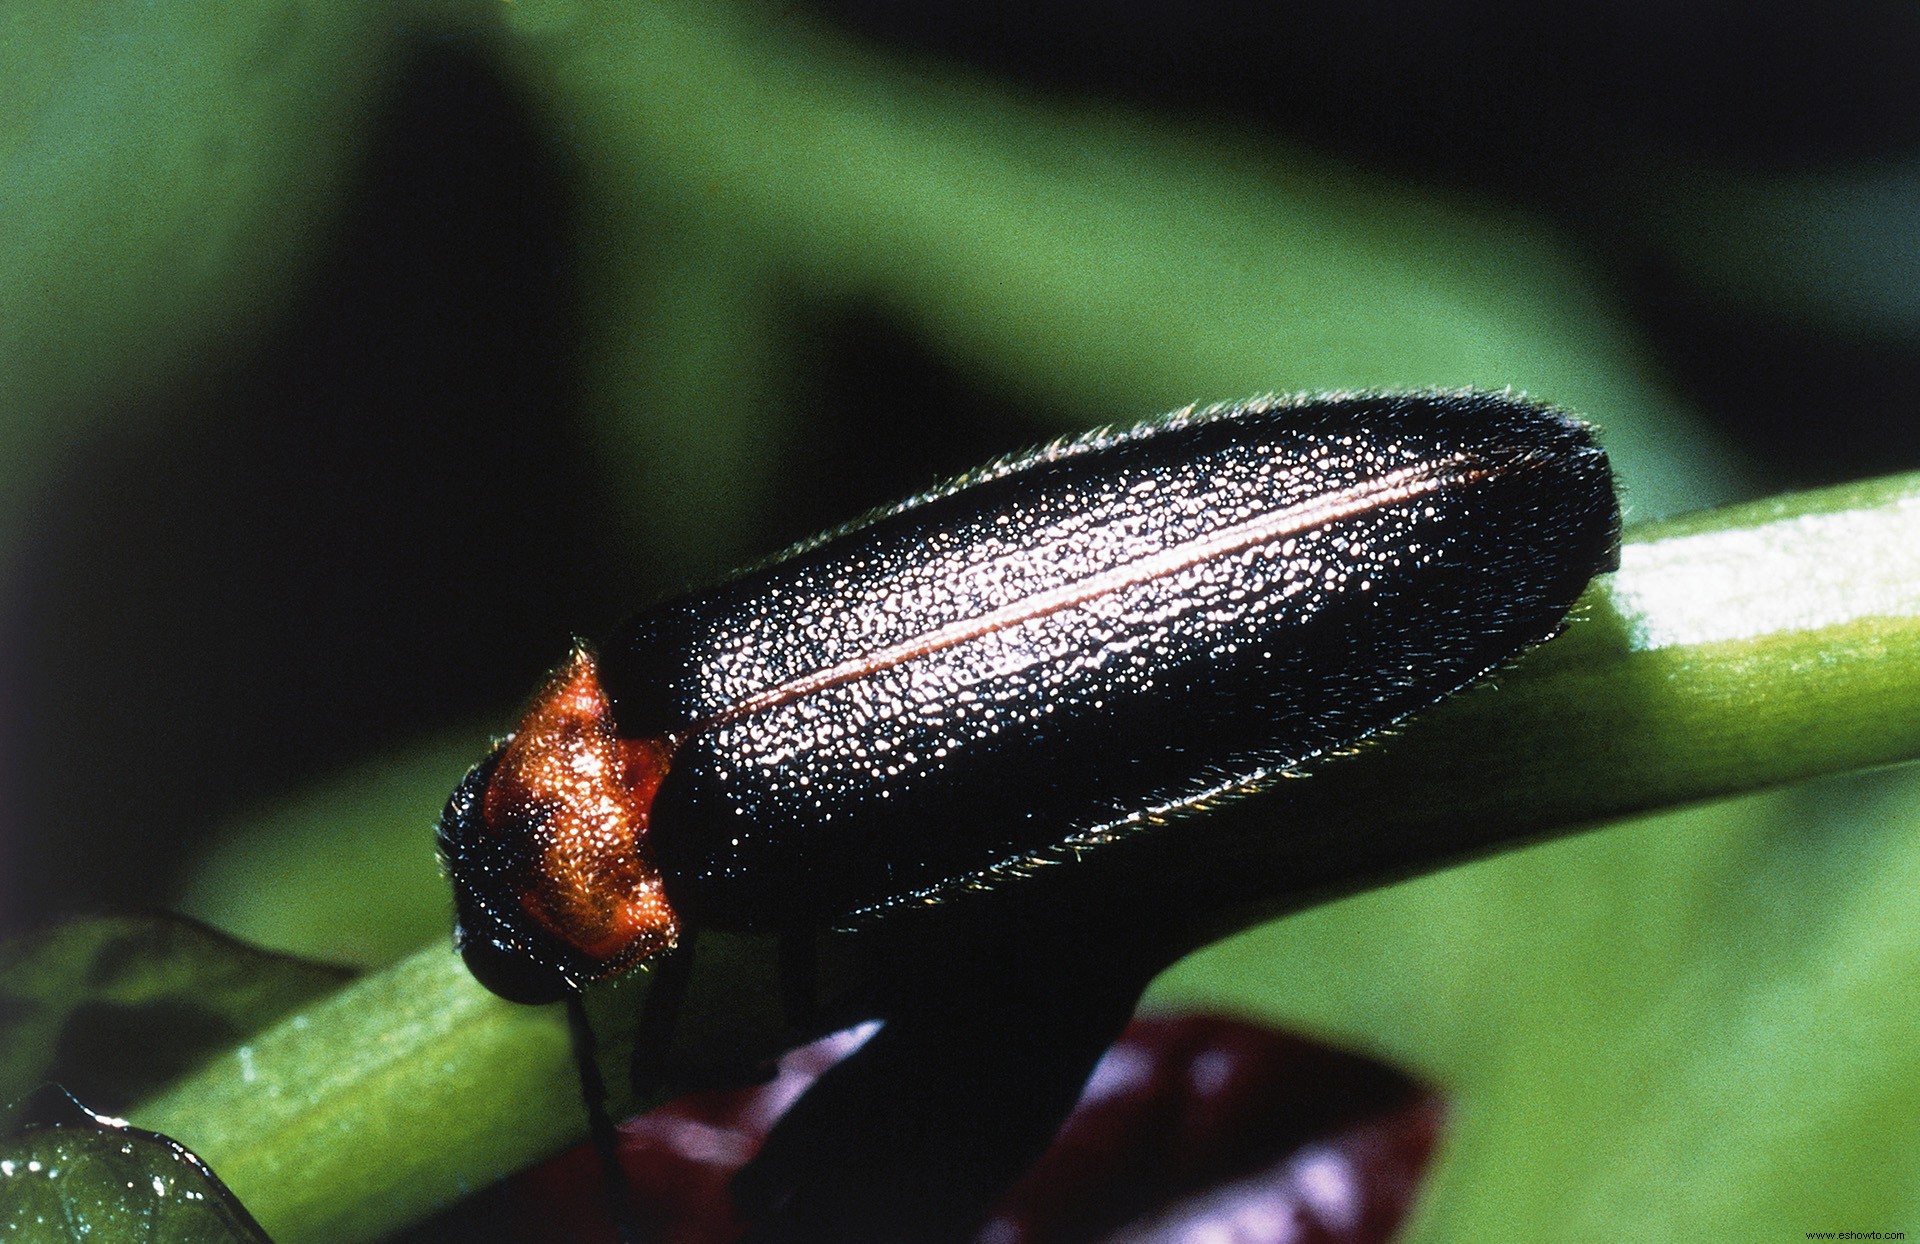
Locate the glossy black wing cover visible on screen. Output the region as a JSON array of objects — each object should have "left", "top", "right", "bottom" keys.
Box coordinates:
[{"left": 598, "top": 392, "right": 1619, "bottom": 929}]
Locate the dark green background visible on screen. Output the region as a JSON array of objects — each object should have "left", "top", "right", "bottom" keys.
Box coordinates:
[{"left": 4, "top": 2, "right": 1919, "bottom": 1240}]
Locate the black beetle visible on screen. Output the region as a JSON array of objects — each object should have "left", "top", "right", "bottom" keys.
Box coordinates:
[{"left": 438, "top": 389, "right": 1619, "bottom": 1240}]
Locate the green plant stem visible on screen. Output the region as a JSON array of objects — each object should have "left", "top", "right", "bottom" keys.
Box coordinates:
[
  {"left": 133, "top": 950, "right": 575, "bottom": 1243},
  {"left": 131, "top": 471, "right": 1920, "bottom": 1243},
  {"left": 1165, "top": 470, "right": 1920, "bottom": 939}
]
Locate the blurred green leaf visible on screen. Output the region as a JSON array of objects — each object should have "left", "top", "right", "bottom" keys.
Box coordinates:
[
  {"left": 0, "top": 0, "right": 471, "bottom": 578},
  {"left": 0, "top": 1085, "right": 269, "bottom": 1244},
  {"left": 500, "top": 0, "right": 1745, "bottom": 563},
  {"left": 1635, "top": 154, "right": 1920, "bottom": 343},
  {"left": 0, "top": 915, "right": 352, "bottom": 1113},
  {"left": 174, "top": 735, "right": 487, "bottom": 969}
]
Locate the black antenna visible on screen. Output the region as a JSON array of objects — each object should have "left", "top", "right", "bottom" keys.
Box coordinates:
[{"left": 566, "top": 992, "right": 644, "bottom": 1244}]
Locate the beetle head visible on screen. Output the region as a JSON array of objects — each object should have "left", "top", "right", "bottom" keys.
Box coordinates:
[
  {"left": 438, "top": 747, "right": 583, "bottom": 1004},
  {"left": 437, "top": 645, "right": 682, "bottom": 1006}
]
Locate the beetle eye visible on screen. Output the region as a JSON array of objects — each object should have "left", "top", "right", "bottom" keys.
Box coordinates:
[
  {"left": 458, "top": 927, "right": 573, "bottom": 1005},
  {"left": 440, "top": 746, "right": 578, "bottom": 1005}
]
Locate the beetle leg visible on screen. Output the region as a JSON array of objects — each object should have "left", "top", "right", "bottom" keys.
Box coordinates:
[
  {"left": 732, "top": 939, "right": 1143, "bottom": 1243},
  {"left": 567, "top": 993, "right": 643, "bottom": 1244},
  {"left": 628, "top": 938, "right": 696, "bottom": 1101}
]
